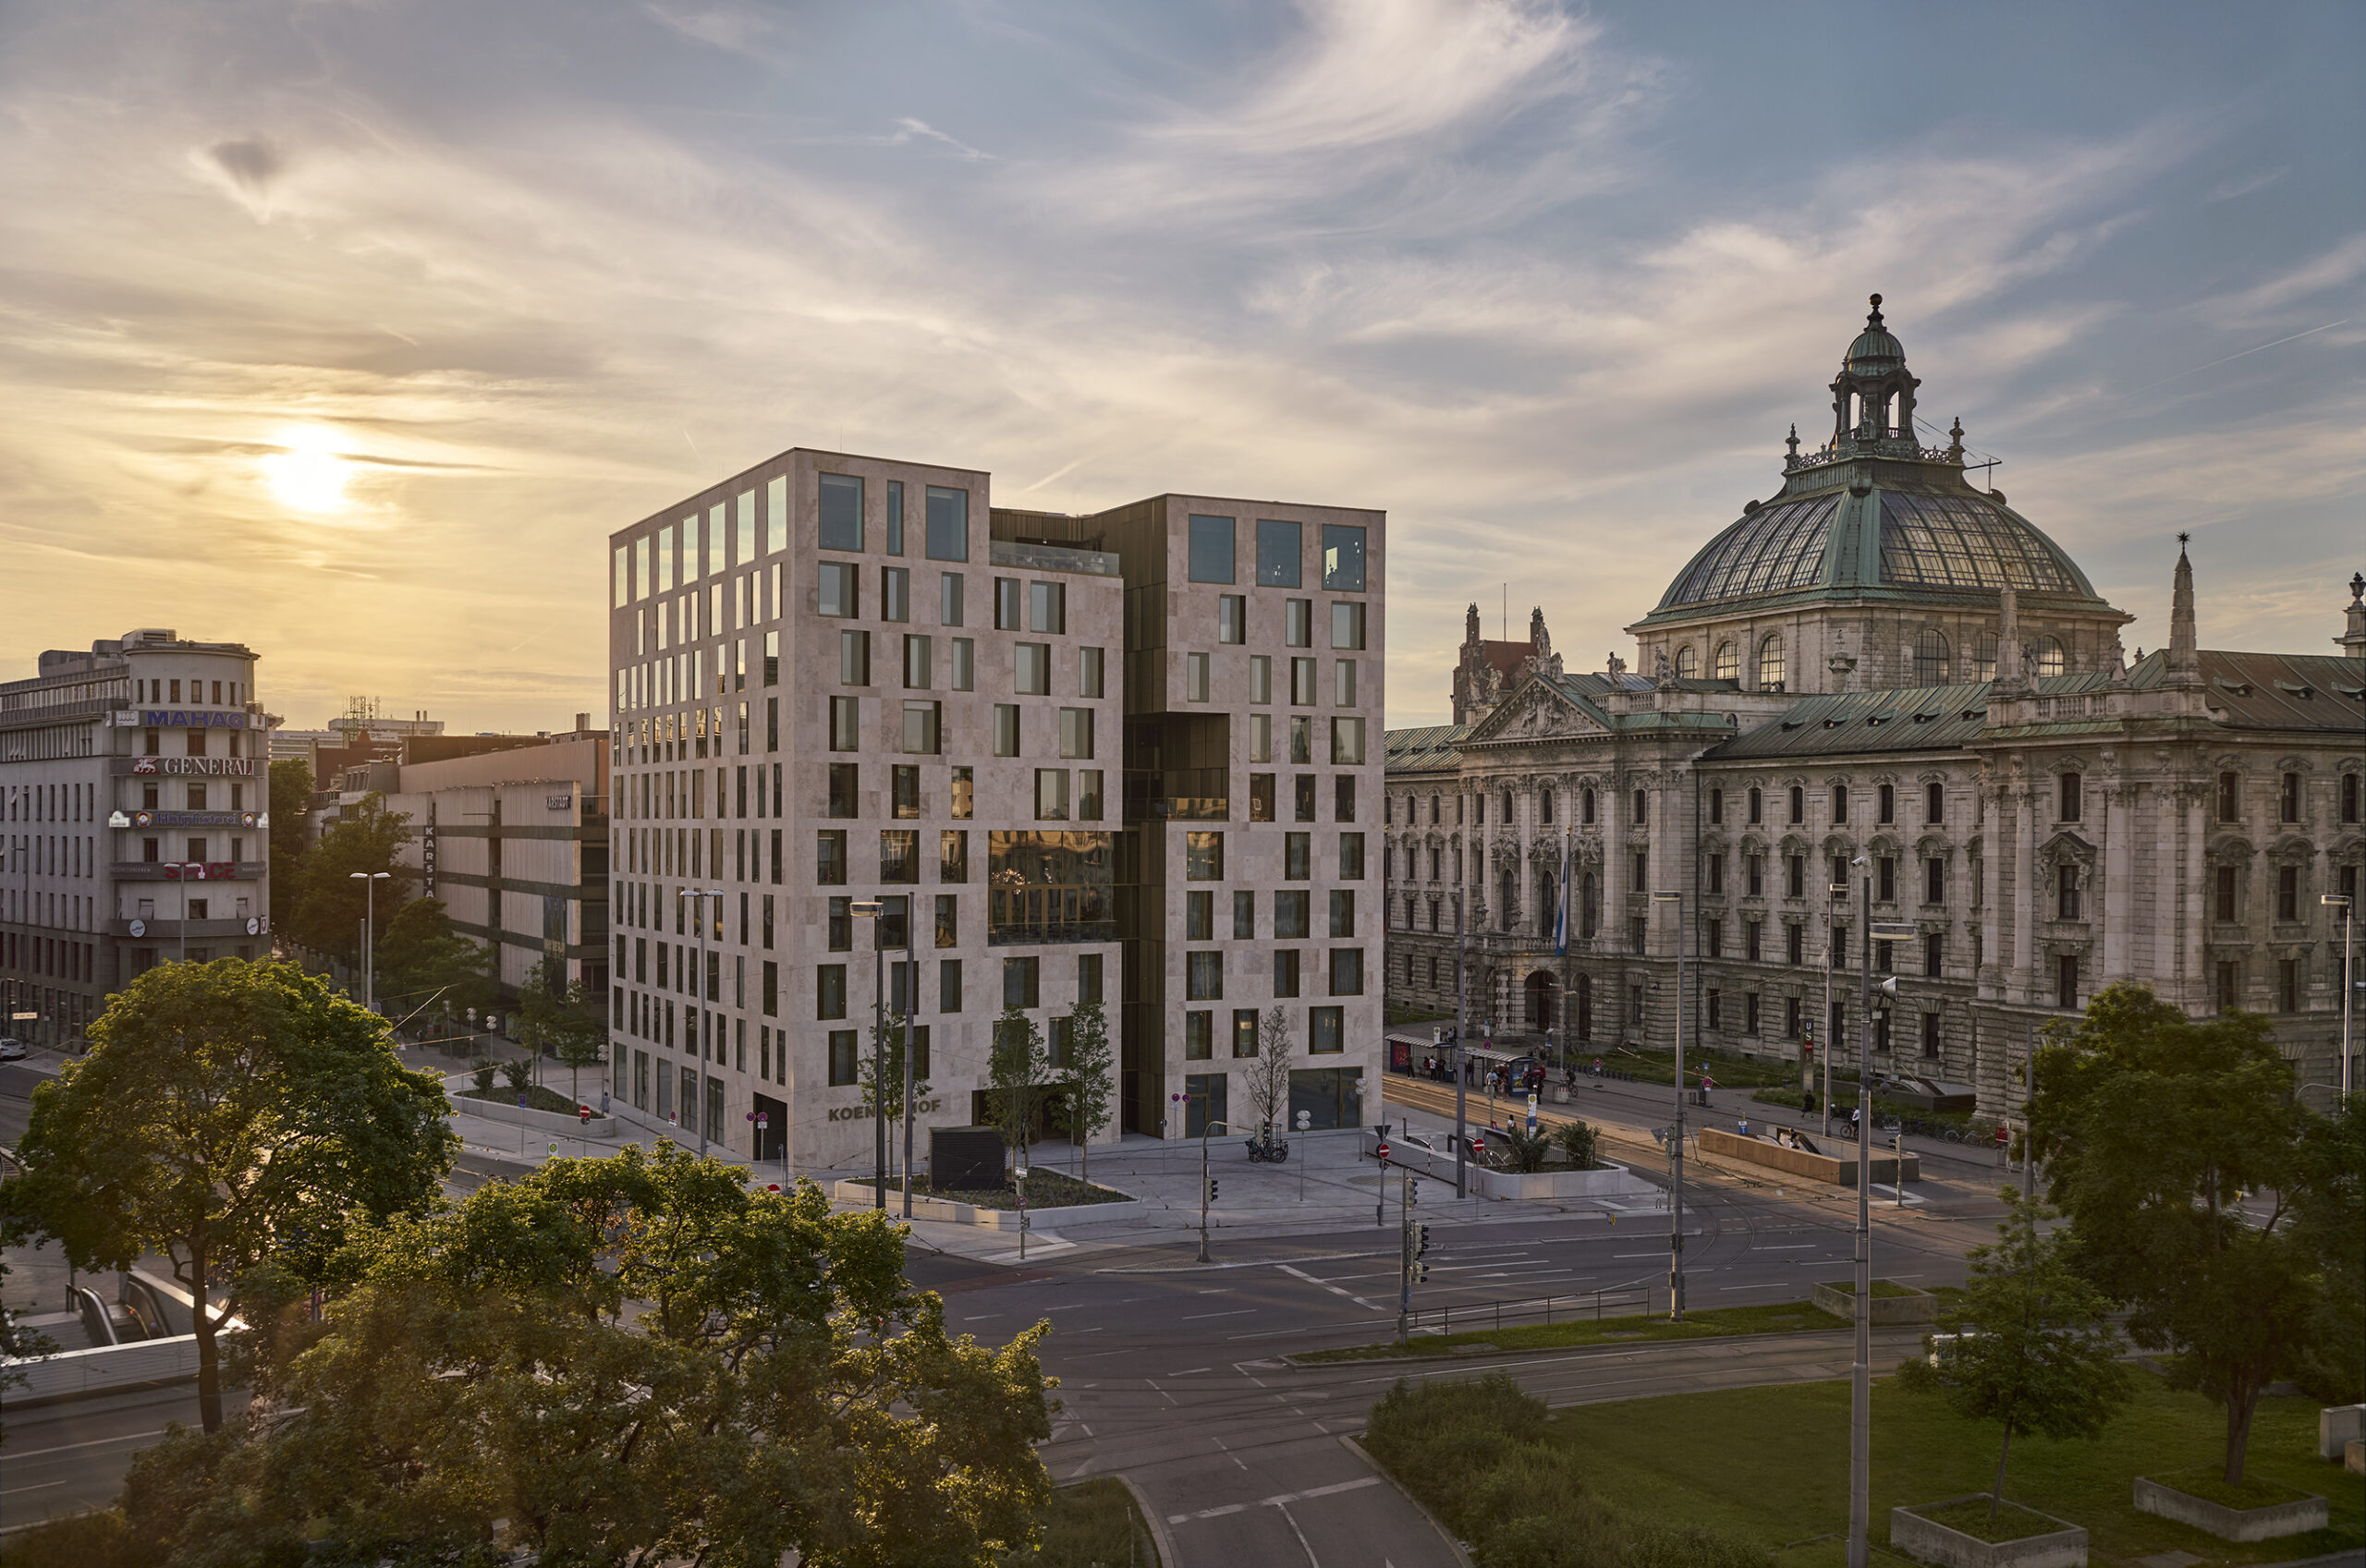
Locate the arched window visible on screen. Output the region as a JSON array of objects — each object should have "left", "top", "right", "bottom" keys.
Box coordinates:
[
  {"left": 1972, "top": 632, "right": 1999, "bottom": 683},
  {"left": 1580, "top": 872, "right": 1598, "bottom": 936},
  {"left": 1541, "top": 788, "right": 1555, "bottom": 824},
  {"left": 1502, "top": 789, "right": 1514, "bottom": 822},
  {"left": 1758, "top": 636, "right": 1786, "bottom": 688},
  {"left": 1713, "top": 641, "right": 1738, "bottom": 681},
  {"left": 1500, "top": 870, "right": 1518, "bottom": 931},
  {"left": 1582, "top": 787, "right": 1596, "bottom": 824},
  {"left": 1675, "top": 645, "right": 1698, "bottom": 678},
  {"left": 1429, "top": 793, "right": 1440, "bottom": 824},
  {"left": 1913, "top": 629, "right": 1949, "bottom": 685},
  {"left": 2034, "top": 637, "right": 2066, "bottom": 678}
]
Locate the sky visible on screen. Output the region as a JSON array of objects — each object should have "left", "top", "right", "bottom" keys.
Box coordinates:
[{"left": 1, "top": 0, "right": 2360, "bottom": 731}]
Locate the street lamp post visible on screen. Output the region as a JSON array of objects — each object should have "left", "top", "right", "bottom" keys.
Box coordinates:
[
  {"left": 1169, "top": 1089, "right": 1227, "bottom": 1264},
  {"left": 678, "top": 888, "right": 723, "bottom": 1158},
  {"left": 348, "top": 870, "right": 390, "bottom": 1008},
  {"left": 1848, "top": 863, "right": 1874, "bottom": 1568},
  {"left": 1454, "top": 886, "right": 1470, "bottom": 1198},
  {"left": 1651, "top": 890, "right": 1687, "bottom": 1319},
  {"left": 850, "top": 898, "right": 884, "bottom": 1209},
  {"left": 2326, "top": 894, "right": 2355, "bottom": 1111},
  {"left": 1823, "top": 880, "right": 1844, "bottom": 1136},
  {"left": 904, "top": 898, "right": 919, "bottom": 1220}
]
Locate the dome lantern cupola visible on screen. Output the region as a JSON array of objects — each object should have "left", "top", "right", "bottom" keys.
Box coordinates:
[{"left": 1828, "top": 293, "right": 1923, "bottom": 456}]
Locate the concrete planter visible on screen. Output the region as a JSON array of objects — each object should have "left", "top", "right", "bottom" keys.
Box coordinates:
[
  {"left": 2131, "top": 1477, "right": 2329, "bottom": 1542},
  {"left": 446, "top": 1090, "right": 616, "bottom": 1139},
  {"left": 1701, "top": 1126, "right": 1918, "bottom": 1185},
  {"left": 1811, "top": 1280, "right": 1937, "bottom": 1324},
  {"left": 827, "top": 1179, "right": 1143, "bottom": 1230},
  {"left": 1472, "top": 1163, "right": 1656, "bottom": 1201},
  {"left": 1890, "top": 1498, "right": 2086, "bottom": 1568}
]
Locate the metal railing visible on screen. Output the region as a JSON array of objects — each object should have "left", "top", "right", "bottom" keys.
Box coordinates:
[{"left": 1409, "top": 1284, "right": 1652, "bottom": 1336}]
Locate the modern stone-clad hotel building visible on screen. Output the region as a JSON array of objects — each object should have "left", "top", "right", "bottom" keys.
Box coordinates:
[{"left": 605, "top": 450, "right": 1384, "bottom": 1167}]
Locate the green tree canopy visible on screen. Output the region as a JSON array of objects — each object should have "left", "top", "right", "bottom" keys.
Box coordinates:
[
  {"left": 265, "top": 758, "right": 312, "bottom": 933},
  {"left": 0, "top": 958, "right": 457, "bottom": 1431},
  {"left": 517, "top": 954, "right": 607, "bottom": 1100},
  {"left": 2028, "top": 981, "right": 2318, "bottom": 1483},
  {"left": 2290, "top": 1091, "right": 2366, "bottom": 1402},
  {"left": 987, "top": 1006, "right": 1045, "bottom": 1170},
  {"left": 373, "top": 895, "right": 496, "bottom": 1039},
  {"left": 1062, "top": 998, "right": 1116, "bottom": 1182},
  {"left": 1895, "top": 1189, "right": 2132, "bottom": 1517},
  {"left": 109, "top": 1145, "right": 1055, "bottom": 1567},
  {"left": 289, "top": 791, "right": 415, "bottom": 965}
]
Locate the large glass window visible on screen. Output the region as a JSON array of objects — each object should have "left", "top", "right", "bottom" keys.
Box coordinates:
[
  {"left": 901, "top": 701, "right": 940, "bottom": 755},
  {"left": 925, "top": 486, "right": 969, "bottom": 561},
  {"left": 840, "top": 630, "right": 870, "bottom": 685},
  {"left": 820, "top": 474, "right": 863, "bottom": 552},
  {"left": 1059, "top": 707, "right": 1094, "bottom": 759},
  {"left": 880, "top": 831, "right": 920, "bottom": 883},
  {"left": 941, "top": 829, "right": 970, "bottom": 882},
  {"left": 818, "top": 563, "right": 859, "bottom": 618},
  {"left": 1322, "top": 524, "right": 1366, "bottom": 591},
  {"left": 1274, "top": 890, "right": 1310, "bottom": 938},
  {"left": 1186, "top": 831, "right": 1224, "bottom": 880},
  {"left": 1187, "top": 951, "right": 1224, "bottom": 1001},
  {"left": 1016, "top": 642, "right": 1050, "bottom": 695},
  {"left": 1758, "top": 636, "right": 1786, "bottom": 688},
  {"left": 1330, "top": 602, "right": 1365, "bottom": 650},
  {"left": 986, "top": 831, "right": 1117, "bottom": 945},
  {"left": 1035, "top": 768, "right": 1070, "bottom": 820},
  {"left": 1188, "top": 515, "right": 1236, "bottom": 583},
  {"left": 1330, "top": 717, "right": 1366, "bottom": 765},
  {"left": 1913, "top": 628, "right": 1950, "bottom": 685},
  {"left": 1256, "top": 518, "right": 1302, "bottom": 588},
  {"left": 1030, "top": 580, "right": 1065, "bottom": 634},
  {"left": 994, "top": 704, "right": 1019, "bottom": 756}
]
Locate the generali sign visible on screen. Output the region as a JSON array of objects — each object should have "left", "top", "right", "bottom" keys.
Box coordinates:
[{"left": 134, "top": 756, "right": 257, "bottom": 776}]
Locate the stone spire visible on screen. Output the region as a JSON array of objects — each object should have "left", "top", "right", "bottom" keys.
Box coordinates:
[
  {"left": 1993, "top": 587, "right": 2027, "bottom": 692},
  {"left": 2338, "top": 570, "right": 2366, "bottom": 656},
  {"left": 2166, "top": 535, "right": 2201, "bottom": 681}
]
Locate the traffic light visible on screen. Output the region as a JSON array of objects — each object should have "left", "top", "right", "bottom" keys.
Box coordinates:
[
  {"left": 1410, "top": 1258, "right": 1431, "bottom": 1283},
  {"left": 1407, "top": 1179, "right": 1421, "bottom": 1208},
  {"left": 1412, "top": 1222, "right": 1432, "bottom": 1258},
  {"left": 1205, "top": 1177, "right": 1219, "bottom": 1204}
]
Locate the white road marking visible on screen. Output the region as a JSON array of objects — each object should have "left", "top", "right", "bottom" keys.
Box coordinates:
[
  {"left": 3, "top": 1428, "right": 169, "bottom": 1459},
  {"left": 1167, "top": 1474, "right": 1383, "bottom": 1523},
  {"left": 1183, "top": 1309, "right": 1254, "bottom": 1320}
]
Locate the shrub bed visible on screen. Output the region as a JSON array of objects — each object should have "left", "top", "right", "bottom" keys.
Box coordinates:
[
  {"left": 457, "top": 1083, "right": 579, "bottom": 1115},
  {"left": 1362, "top": 1372, "right": 1770, "bottom": 1567},
  {"left": 845, "top": 1171, "right": 1132, "bottom": 1210}
]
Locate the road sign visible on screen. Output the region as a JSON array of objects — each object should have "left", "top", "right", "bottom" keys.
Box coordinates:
[{"left": 1375, "top": 1140, "right": 1390, "bottom": 1162}]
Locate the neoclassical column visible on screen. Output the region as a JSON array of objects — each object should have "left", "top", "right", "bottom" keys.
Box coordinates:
[
  {"left": 2182, "top": 783, "right": 2207, "bottom": 1014},
  {"left": 2102, "top": 774, "right": 2132, "bottom": 980},
  {"left": 2011, "top": 784, "right": 2037, "bottom": 1002},
  {"left": 1979, "top": 784, "right": 2003, "bottom": 996}
]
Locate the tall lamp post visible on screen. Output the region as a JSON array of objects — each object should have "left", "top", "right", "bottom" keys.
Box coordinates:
[
  {"left": 1170, "top": 1088, "right": 1227, "bottom": 1264},
  {"left": 678, "top": 888, "right": 723, "bottom": 1158},
  {"left": 849, "top": 898, "right": 884, "bottom": 1208},
  {"left": 2326, "top": 893, "right": 2355, "bottom": 1110},
  {"left": 1823, "top": 879, "right": 1845, "bottom": 1136},
  {"left": 904, "top": 897, "right": 919, "bottom": 1219},
  {"left": 1651, "top": 890, "right": 1687, "bottom": 1319},
  {"left": 1454, "top": 884, "right": 1470, "bottom": 1197},
  {"left": 1848, "top": 858, "right": 1873, "bottom": 1568},
  {"left": 348, "top": 869, "right": 390, "bottom": 1008}
]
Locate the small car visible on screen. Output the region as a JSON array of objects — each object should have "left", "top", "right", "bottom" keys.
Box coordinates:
[{"left": 0, "top": 1039, "right": 29, "bottom": 1062}]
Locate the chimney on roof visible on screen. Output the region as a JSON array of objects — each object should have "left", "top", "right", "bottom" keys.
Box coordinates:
[
  {"left": 2166, "top": 536, "right": 2201, "bottom": 683},
  {"left": 575, "top": 712, "right": 591, "bottom": 733}
]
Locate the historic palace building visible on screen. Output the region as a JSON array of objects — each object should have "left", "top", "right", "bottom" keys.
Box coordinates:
[{"left": 1385, "top": 298, "right": 2366, "bottom": 1117}]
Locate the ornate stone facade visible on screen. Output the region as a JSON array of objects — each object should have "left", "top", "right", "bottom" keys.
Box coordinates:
[{"left": 1384, "top": 304, "right": 2366, "bottom": 1119}]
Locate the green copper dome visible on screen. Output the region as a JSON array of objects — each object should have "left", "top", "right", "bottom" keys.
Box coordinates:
[{"left": 1845, "top": 293, "right": 1905, "bottom": 371}]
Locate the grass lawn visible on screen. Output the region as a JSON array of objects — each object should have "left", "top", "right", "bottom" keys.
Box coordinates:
[
  {"left": 1294, "top": 1298, "right": 1848, "bottom": 1362},
  {"left": 1817, "top": 1278, "right": 1922, "bottom": 1299},
  {"left": 1541, "top": 1375, "right": 2363, "bottom": 1566},
  {"left": 1010, "top": 1476, "right": 1159, "bottom": 1567}
]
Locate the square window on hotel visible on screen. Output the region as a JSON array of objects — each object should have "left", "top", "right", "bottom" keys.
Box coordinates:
[
  {"left": 951, "top": 638, "right": 975, "bottom": 691},
  {"left": 1187, "top": 652, "right": 1210, "bottom": 702},
  {"left": 1322, "top": 524, "right": 1366, "bottom": 591},
  {"left": 1059, "top": 707, "right": 1093, "bottom": 760},
  {"left": 1328, "top": 948, "right": 1362, "bottom": 996},
  {"left": 1218, "top": 594, "right": 1245, "bottom": 643},
  {"left": 1078, "top": 769, "right": 1103, "bottom": 820},
  {"left": 1016, "top": 642, "right": 1050, "bottom": 695},
  {"left": 881, "top": 831, "right": 920, "bottom": 883},
  {"left": 1284, "top": 832, "right": 1311, "bottom": 880},
  {"left": 828, "top": 697, "right": 860, "bottom": 752},
  {"left": 1286, "top": 599, "right": 1311, "bottom": 647},
  {"left": 941, "top": 828, "right": 970, "bottom": 881},
  {"left": 820, "top": 474, "right": 863, "bottom": 551},
  {"left": 994, "top": 704, "right": 1020, "bottom": 757},
  {"left": 817, "top": 831, "right": 848, "bottom": 885},
  {"left": 1186, "top": 830, "right": 1224, "bottom": 880},
  {"left": 1340, "top": 833, "right": 1365, "bottom": 880},
  {"left": 1188, "top": 515, "right": 1235, "bottom": 583},
  {"left": 840, "top": 630, "right": 870, "bottom": 685},
  {"left": 1249, "top": 654, "right": 1271, "bottom": 705},
  {"left": 925, "top": 486, "right": 969, "bottom": 561},
  {"left": 1030, "top": 580, "right": 1065, "bottom": 634},
  {"left": 1329, "top": 891, "right": 1355, "bottom": 938},
  {"left": 1250, "top": 773, "right": 1275, "bottom": 821},
  {"left": 893, "top": 765, "right": 921, "bottom": 819},
  {"left": 1187, "top": 951, "right": 1224, "bottom": 1001},
  {"left": 1274, "top": 949, "right": 1301, "bottom": 997},
  {"left": 1274, "top": 890, "right": 1310, "bottom": 938},
  {"left": 1187, "top": 891, "right": 1213, "bottom": 941},
  {"left": 818, "top": 562, "right": 859, "bottom": 618},
  {"left": 1331, "top": 602, "right": 1365, "bottom": 650},
  {"left": 950, "top": 768, "right": 973, "bottom": 820},
  {"left": 1250, "top": 713, "right": 1272, "bottom": 763},
  {"left": 1079, "top": 646, "right": 1104, "bottom": 698},
  {"left": 881, "top": 566, "right": 909, "bottom": 623},
  {"left": 1184, "top": 1010, "right": 1213, "bottom": 1060},
  {"left": 901, "top": 700, "right": 940, "bottom": 755},
  {"left": 1256, "top": 518, "right": 1301, "bottom": 588},
  {"left": 828, "top": 763, "right": 858, "bottom": 818},
  {"left": 1035, "top": 769, "right": 1069, "bottom": 820},
  {"left": 1331, "top": 717, "right": 1365, "bottom": 766},
  {"left": 1335, "top": 660, "right": 1357, "bottom": 706}
]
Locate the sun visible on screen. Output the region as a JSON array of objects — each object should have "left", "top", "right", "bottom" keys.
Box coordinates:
[{"left": 262, "top": 426, "right": 353, "bottom": 512}]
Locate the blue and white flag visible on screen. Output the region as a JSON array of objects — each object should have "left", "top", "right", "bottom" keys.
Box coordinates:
[{"left": 1553, "top": 838, "right": 1571, "bottom": 956}]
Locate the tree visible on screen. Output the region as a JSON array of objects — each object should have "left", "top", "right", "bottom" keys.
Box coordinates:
[
  {"left": 289, "top": 792, "right": 416, "bottom": 966},
  {"left": 518, "top": 955, "right": 607, "bottom": 1100},
  {"left": 1238, "top": 1006, "right": 1296, "bottom": 1150},
  {"left": 1553, "top": 1117, "right": 1600, "bottom": 1169},
  {"left": 265, "top": 758, "right": 312, "bottom": 935},
  {"left": 1895, "top": 1189, "right": 2132, "bottom": 1519},
  {"left": 0, "top": 958, "right": 457, "bottom": 1432},
  {"left": 987, "top": 1005, "right": 1046, "bottom": 1173},
  {"left": 372, "top": 895, "right": 495, "bottom": 1040},
  {"left": 2289, "top": 1091, "right": 2366, "bottom": 1402},
  {"left": 857, "top": 1010, "right": 933, "bottom": 1181},
  {"left": 2029, "top": 981, "right": 2319, "bottom": 1483},
  {"left": 1063, "top": 998, "right": 1116, "bottom": 1183},
  {"left": 110, "top": 1145, "right": 1055, "bottom": 1567},
  {"left": 1497, "top": 1123, "right": 1553, "bottom": 1173}
]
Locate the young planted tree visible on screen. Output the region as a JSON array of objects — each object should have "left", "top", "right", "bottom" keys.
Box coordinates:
[
  {"left": 1895, "top": 1189, "right": 2132, "bottom": 1519},
  {"left": 518, "top": 956, "right": 608, "bottom": 1100},
  {"left": 857, "top": 1011, "right": 933, "bottom": 1182},
  {"left": 1239, "top": 1006, "right": 1297, "bottom": 1147},
  {"left": 372, "top": 895, "right": 495, "bottom": 1041},
  {"left": 1, "top": 959, "right": 457, "bottom": 1432},
  {"left": 988, "top": 1004, "right": 1046, "bottom": 1175},
  {"left": 290, "top": 792, "right": 416, "bottom": 966},
  {"left": 2290, "top": 1091, "right": 2366, "bottom": 1403},
  {"left": 1063, "top": 999, "right": 1116, "bottom": 1183},
  {"left": 2029, "top": 981, "right": 2320, "bottom": 1484},
  {"left": 1553, "top": 1117, "right": 1601, "bottom": 1170},
  {"left": 265, "top": 758, "right": 313, "bottom": 935},
  {"left": 107, "top": 1146, "right": 1056, "bottom": 1566}
]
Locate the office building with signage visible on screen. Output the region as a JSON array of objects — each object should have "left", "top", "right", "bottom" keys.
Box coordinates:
[
  {"left": 0, "top": 628, "right": 271, "bottom": 1050},
  {"left": 605, "top": 451, "right": 1384, "bottom": 1168},
  {"left": 379, "top": 723, "right": 611, "bottom": 1006}
]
